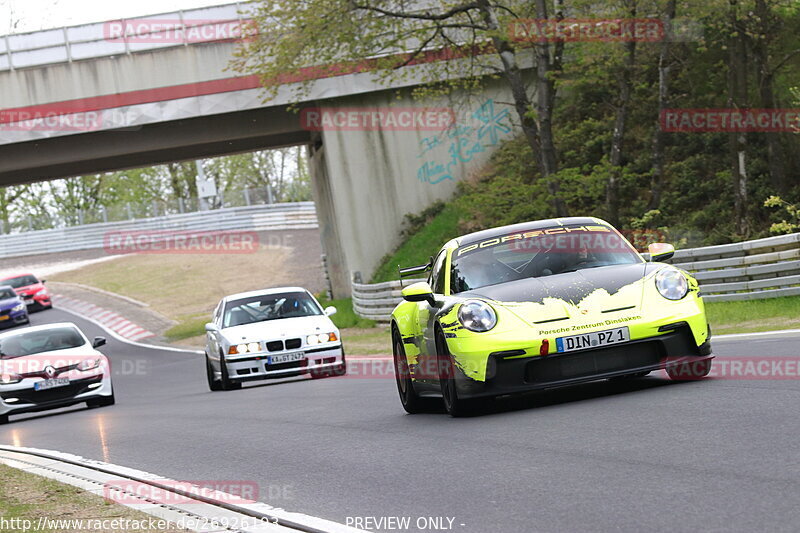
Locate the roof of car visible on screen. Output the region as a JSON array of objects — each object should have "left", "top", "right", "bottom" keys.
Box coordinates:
[
  {"left": 0, "top": 322, "right": 81, "bottom": 338},
  {"left": 456, "top": 217, "right": 611, "bottom": 247},
  {"left": 224, "top": 287, "right": 311, "bottom": 302},
  {"left": 0, "top": 272, "right": 35, "bottom": 280}
]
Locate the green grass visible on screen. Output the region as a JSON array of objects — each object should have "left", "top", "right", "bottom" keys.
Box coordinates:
[
  {"left": 371, "top": 202, "right": 465, "bottom": 283},
  {"left": 0, "top": 463, "right": 186, "bottom": 532},
  {"left": 164, "top": 313, "right": 209, "bottom": 341},
  {"left": 316, "top": 296, "right": 375, "bottom": 329},
  {"left": 706, "top": 295, "right": 800, "bottom": 335}
]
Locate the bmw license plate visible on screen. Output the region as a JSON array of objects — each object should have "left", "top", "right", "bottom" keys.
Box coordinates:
[
  {"left": 24, "top": 299, "right": 33, "bottom": 304},
  {"left": 268, "top": 352, "right": 305, "bottom": 365},
  {"left": 34, "top": 378, "right": 70, "bottom": 391},
  {"left": 556, "top": 327, "right": 630, "bottom": 353}
]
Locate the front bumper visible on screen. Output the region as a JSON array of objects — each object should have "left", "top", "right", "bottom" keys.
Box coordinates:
[
  {"left": 223, "top": 344, "right": 345, "bottom": 382},
  {"left": 0, "top": 309, "right": 28, "bottom": 328},
  {"left": 0, "top": 372, "right": 113, "bottom": 417},
  {"left": 453, "top": 325, "right": 713, "bottom": 399}
]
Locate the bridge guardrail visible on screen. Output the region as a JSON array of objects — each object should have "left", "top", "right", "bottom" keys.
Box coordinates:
[
  {"left": 0, "top": 202, "right": 317, "bottom": 258},
  {"left": 352, "top": 232, "right": 800, "bottom": 322},
  {"left": 1, "top": 3, "right": 254, "bottom": 71}
]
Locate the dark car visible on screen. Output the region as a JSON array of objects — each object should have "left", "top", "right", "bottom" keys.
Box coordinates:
[
  {"left": 0, "top": 286, "right": 29, "bottom": 329},
  {"left": 0, "top": 273, "right": 52, "bottom": 311}
]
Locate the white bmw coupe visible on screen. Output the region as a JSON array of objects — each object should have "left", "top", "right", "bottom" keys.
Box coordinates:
[{"left": 204, "top": 287, "right": 346, "bottom": 390}]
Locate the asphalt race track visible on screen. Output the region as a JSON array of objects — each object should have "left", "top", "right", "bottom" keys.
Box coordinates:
[{"left": 1, "top": 308, "right": 799, "bottom": 532}]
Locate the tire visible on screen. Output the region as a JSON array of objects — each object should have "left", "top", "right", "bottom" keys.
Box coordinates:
[
  {"left": 87, "top": 391, "right": 115, "bottom": 408},
  {"left": 392, "top": 327, "right": 437, "bottom": 414},
  {"left": 666, "top": 358, "right": 712, "bottom": 381},
  {"left": 0, "top": 414, "right": 8, "bottom": 425},
  {"left": 311, "top": 354, "right": 347, "bottom": 379},
  {"left": 219, "top": 352, "right": 242, "bottom": 390},
  {"left": 436, "top": 329, "right": 479, "bottom": 417},
  {"left": 206, "top": 355, "right": 223, "bottom": 391}
]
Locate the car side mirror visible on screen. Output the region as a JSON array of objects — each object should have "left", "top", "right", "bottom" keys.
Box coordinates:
[
  {"left": 324, "top": 306, "right": 337, "bottom": 317},
  {"left": 40, "top": 279, "right": 46, "bottom": 284},
  {"left": 204, "top": 323, "right": 220, "bottom": 332},
  {"left": 92, "top": 336, "right": 106, "bottom": 348},
  {"left": 401, "top": 281, "right": 437, "bottom": 307},
  {"left": 648, "top": 243, "right": 675, "bottom": 262}
]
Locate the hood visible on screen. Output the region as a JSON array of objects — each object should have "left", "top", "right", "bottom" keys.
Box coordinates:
[
  {"left": 13, "top": 283, "right": 44, "bottom": 295},
  {"left": 0, "top": 297, "right": 22, "bottom": 311},
  {"left": 220, "top": 315, "right": 335, "bottom": 344},
  {"left": 460, "top": 263, "right": 661, "bottom": 325},
  {"left": 0, "top": 346, "right": 104, "bottom": 374}
]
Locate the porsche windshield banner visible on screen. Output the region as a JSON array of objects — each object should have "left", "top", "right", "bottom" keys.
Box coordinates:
[{"left": 456, "top": 225, "right": 634, "bottom": 257}]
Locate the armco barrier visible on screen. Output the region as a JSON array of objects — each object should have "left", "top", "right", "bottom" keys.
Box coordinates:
[
  {"left": 352, "top": 232, "right": 800, "bottom": 322},
  {"left": 0, "top": 202, "right": 317, "bottom": 258}
]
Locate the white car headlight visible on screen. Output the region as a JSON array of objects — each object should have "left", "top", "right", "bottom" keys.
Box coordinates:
[
  {"left": 655, "top": 267, "right": 689, "bottom": 300},
  {"left": 236, "top": 343, "right": 249, "bottom": 354},
  {"left": 77, "top": 358, "right": 101, "bottom": 371},
  {"left": 306, "top": 335, "right": 319, "bottom": 345},
  {"left": 247, "top": 342, "right": 260, "bottom": 353},
  {"left": 457, "top": 301, "right": 497, "bottom": 332},
  {"left": 11, "top": 303, "right": 24, "bottom": 312}
]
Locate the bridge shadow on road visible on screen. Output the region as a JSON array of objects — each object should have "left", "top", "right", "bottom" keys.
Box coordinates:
[{"left": 466, "top": 374, "right": 704, "bottom": 418}]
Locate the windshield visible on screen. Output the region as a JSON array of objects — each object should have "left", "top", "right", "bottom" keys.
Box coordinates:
[
  {"left": 0, "top": 288, "right": 17, "bottom": 300},
  {"left": 451, "top": 225, "right": 642, "bottom": 293},
  {"left": 222, "top": 292, "right": 321, "bottom": 327},
  {"left": 0, "top": 327, "right": 85, "bottom": 358},
  {"left": 1, "top": 275, "right": 38, "bottom": 288}
]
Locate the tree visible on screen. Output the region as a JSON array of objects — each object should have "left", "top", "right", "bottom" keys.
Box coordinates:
[{"left": 232, "top": 0, "right": 567, "bottom": 215}]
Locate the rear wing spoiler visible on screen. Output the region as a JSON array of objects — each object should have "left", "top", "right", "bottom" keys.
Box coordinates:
[{"left": 397, "top": 258, "right": 432, "bottom": 288}]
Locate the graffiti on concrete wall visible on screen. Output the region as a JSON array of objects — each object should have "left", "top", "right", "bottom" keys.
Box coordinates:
[{"left": 416, "top": 99, "right": 513, "bottom": 185}]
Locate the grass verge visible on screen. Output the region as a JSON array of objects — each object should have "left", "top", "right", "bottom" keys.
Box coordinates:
[
  {"left": 705, "top": 295, "right": 800, "bottom": 335},
  {"left": 0, "top": 463, "right": 185, "bottom": 532}
]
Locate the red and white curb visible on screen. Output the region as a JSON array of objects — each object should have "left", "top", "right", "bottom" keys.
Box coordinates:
[{"left": 51, "top": 295, "right": 155, "bottom": 342}]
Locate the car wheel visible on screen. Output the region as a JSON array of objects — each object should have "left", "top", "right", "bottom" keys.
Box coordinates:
[
  {"left": 392, "top": 327, "right": 436, "bottom": 414},
  {"left": 206, "top": 355, "right": 223, "bottom": 391},
  {"left": 311, "top": 354, "right": 347, "bottom": 379},
  {"left": 219, "top": 352, "right": 242, "bottom": 390},
  {"left": 666, "top": 358, "right": 712, "bottom": 381},
  {"left": 0, "top": 414, "right": 8, "bottom": 425},
  {"left": 436, "top": 329, "right": 479, "bottom": 417}
]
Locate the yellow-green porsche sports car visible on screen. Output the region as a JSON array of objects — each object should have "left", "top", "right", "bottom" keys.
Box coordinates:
[{"left": 390, "top": 217, "right": 713, "bottom": 416}]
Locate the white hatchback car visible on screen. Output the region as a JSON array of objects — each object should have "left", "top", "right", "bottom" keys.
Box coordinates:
[
  {"left": 0, "top": 322, "right": 114, "bottom": 424},
  {"left": 204, "top": 287, "right": 346, "bottom": 390}
]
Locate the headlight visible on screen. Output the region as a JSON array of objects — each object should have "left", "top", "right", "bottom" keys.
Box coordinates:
[
  {"left": 77, "top": 358, "right": 101, "bottom": 371},
  {"left": 11, "top": 303, "right": 24, "bottom": 312},
  {"left": 247, "top": 342, "right": 260, "bottom": 353},
  {"left": 0, "top": 372, "right": 21, "bottom": 384},
  {"left": 457, "top": 300, "right": 497, "bottom": 332},
  {"left": 306, "top": 333, "right": 337, "bottom": 345},
  {"left": 236, "top": 343, "right": 249, "bottom": 354},
  {"left": 35, "top": 289, "right": 47, "bottom": 296},
  {"left": 655, "top": 267, "right": 689, "bottom": 300}
]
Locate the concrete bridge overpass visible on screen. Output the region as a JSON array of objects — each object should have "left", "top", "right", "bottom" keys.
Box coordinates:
[{"left": 0, "top": 2, "right": 522, "bottom": 296}]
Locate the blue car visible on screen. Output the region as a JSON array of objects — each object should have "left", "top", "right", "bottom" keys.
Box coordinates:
[{"left": 0, "top": 286, "right": 29, "bottom": 329}]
